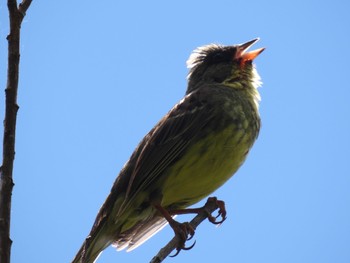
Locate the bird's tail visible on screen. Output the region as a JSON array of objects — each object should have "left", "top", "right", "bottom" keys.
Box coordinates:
[
  {"left": 71, "top": 236, "right": 111, "bottom": 263},
  {"left": 71, "top": 221, "right": 115, "bottom": 263}
]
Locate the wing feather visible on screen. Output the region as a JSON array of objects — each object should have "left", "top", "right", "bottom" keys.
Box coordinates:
[{"left": 118, "top": 90, "right": 214, "bottom": 216}]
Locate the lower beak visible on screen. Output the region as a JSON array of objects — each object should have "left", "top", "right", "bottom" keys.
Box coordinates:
[{"left": 235, "top": 38, "right": 265, "bottom": 62}]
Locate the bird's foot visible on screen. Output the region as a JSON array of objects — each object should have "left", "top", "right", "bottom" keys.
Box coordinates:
[
  {"left": 153, "top": 203, "right": 197, "bottom": 256},
  {"left": 153, "top": 196, "right": 227, "bottom": 257},
  {"left": 205, "top": 197, "right": 227, "bottom": 225},
  {"left": 168, "top": 221, "right": 196, "bottom": 257},
  {"left": 169, "top": 196, "right": 227, "bottom": 225}
]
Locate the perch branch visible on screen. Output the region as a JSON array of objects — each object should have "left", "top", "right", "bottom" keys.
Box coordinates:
[{"left": 150, "top": 197, "right": 222, "bottom": 263}]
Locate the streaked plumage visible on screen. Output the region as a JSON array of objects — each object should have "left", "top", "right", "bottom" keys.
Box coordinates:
[{"left": 72, "top": 39, "right": 264, "bottom": 263}]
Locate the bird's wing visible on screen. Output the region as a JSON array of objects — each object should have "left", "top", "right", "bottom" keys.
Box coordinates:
[
  {"left": 118, "top": 89, "right": 215, "bottom": 216},
  {"left": 81, "top": 89, "right": 216, "bottom": 258},
  {"left": 107, "top": 90, "right": 215, "bottom": 251}
]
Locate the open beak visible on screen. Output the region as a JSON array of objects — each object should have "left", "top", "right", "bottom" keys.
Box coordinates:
[{"left": 235, "top": 38, "right": 265, "bottom": 63}]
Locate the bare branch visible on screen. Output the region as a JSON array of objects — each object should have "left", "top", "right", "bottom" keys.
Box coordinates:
[
  {"left": 7, "top": 0, "right": 18, "bottom": 13},
  {"left": 150, "top": 198, "right": 222, "bottom": 263},
  {"left": 0, "top": 1, "right": 32, "bottom": 262},
  {"left": 18, "top": 0, "right": 33, "bottom": 17}
]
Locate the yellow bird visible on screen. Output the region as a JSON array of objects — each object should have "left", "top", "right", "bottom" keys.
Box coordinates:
[{"left": 72, "top": 38, "right": 264, "bottom": 263}]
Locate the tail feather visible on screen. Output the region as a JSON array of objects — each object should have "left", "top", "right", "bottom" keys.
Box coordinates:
[
  {"left": 72, "top": 212, "right": 170, "bottom": 262},
  {"left": 113, "top": 216, "right": 169, "bottom": 252},
  {"left": 71, "top": 236, "right": 112, "bottom": 263},
  {"left": 72, "top": 218, "right": 117, "bottom": 263}
]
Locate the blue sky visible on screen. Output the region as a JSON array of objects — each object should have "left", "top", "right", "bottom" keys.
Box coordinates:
[{"left": 1, "top": 1, "right": 350, "bottom": 262}]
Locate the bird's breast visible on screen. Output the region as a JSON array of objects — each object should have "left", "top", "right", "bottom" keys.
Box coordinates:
[{"left": 160, "top": 102, "right": 259, "bottom": 209}]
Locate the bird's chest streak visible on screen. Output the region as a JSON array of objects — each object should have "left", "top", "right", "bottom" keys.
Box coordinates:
[{"left": 160, "top": 120, "right": 255, "bottom": 209}]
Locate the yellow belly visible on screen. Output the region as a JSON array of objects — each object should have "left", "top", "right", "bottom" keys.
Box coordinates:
[{"left": 160, "top": 125, "right": 252, "bottom": 208}]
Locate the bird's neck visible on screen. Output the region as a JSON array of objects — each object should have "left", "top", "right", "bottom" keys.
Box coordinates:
[
  {"left": 225, "top": 67, "right": 262, "bottom": 110},
  {"left": 186, "top": 67, "right": 262, "bottom": 111}
]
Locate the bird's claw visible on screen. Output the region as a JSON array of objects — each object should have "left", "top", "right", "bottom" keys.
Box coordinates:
[
  {"left": 154, "top": 197, "right": 227, "bottom": 257},
  {"left": 169, "top": 221, "right": 196, "bottom": 257},
  {"left": 206, "top": 197, "right": 227, "bottom": 225},
  {"left": 170, "top": 240, "right": 196, "bottom": 257}
]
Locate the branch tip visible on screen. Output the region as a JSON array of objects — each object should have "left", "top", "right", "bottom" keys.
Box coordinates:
[{"left": 18, "top": 0, "right": 33, "bottom": 17}]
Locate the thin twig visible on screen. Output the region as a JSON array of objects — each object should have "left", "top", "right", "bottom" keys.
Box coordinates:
[
  {"left": 0, "top": 1, "right": 32, "bottom": 262},
  {"left": 150, "top": 197, "right": 221, "bottom": 263},
  {"left": 18, "top": 0, "right": 32, "bottom": 16}
]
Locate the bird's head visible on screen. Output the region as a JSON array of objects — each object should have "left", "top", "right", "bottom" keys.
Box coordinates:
[{"left": 186, "top": 38, "right": 265, "bottom": 96}]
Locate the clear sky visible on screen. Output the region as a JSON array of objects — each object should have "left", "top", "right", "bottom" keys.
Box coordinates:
[{"left": 1, "top": 1, "right": 350, "bottom": 263}]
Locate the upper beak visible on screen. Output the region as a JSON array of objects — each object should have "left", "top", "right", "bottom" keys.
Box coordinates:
[{"left": 235, "top": 38, "right": 265, "bottom": 62}]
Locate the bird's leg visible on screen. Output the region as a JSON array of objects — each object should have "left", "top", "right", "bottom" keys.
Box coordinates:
[
  {"left": 153, "top": 203, "right": 196, "bottom": 256},
  {"left": 153, "top": 197, "right": 227, "bottom": 257},
  {"left": 169, "top": 197, "right": 227, "bottom": 225}
]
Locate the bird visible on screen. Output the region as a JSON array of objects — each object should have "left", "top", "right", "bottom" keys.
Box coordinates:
[{"left": 72, "top": 38, "right": 264, "bottom": 263}]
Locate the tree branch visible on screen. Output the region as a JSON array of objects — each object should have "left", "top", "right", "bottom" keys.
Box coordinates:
[
  {"left": 150, "top": 197, "right": 222, "bottom": 263},
  {"left": 0, "top": 1, "right": 32, "bottom": 262},
  {"left": 18, "top": 0, "right": 33, "bottom": 16}
]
